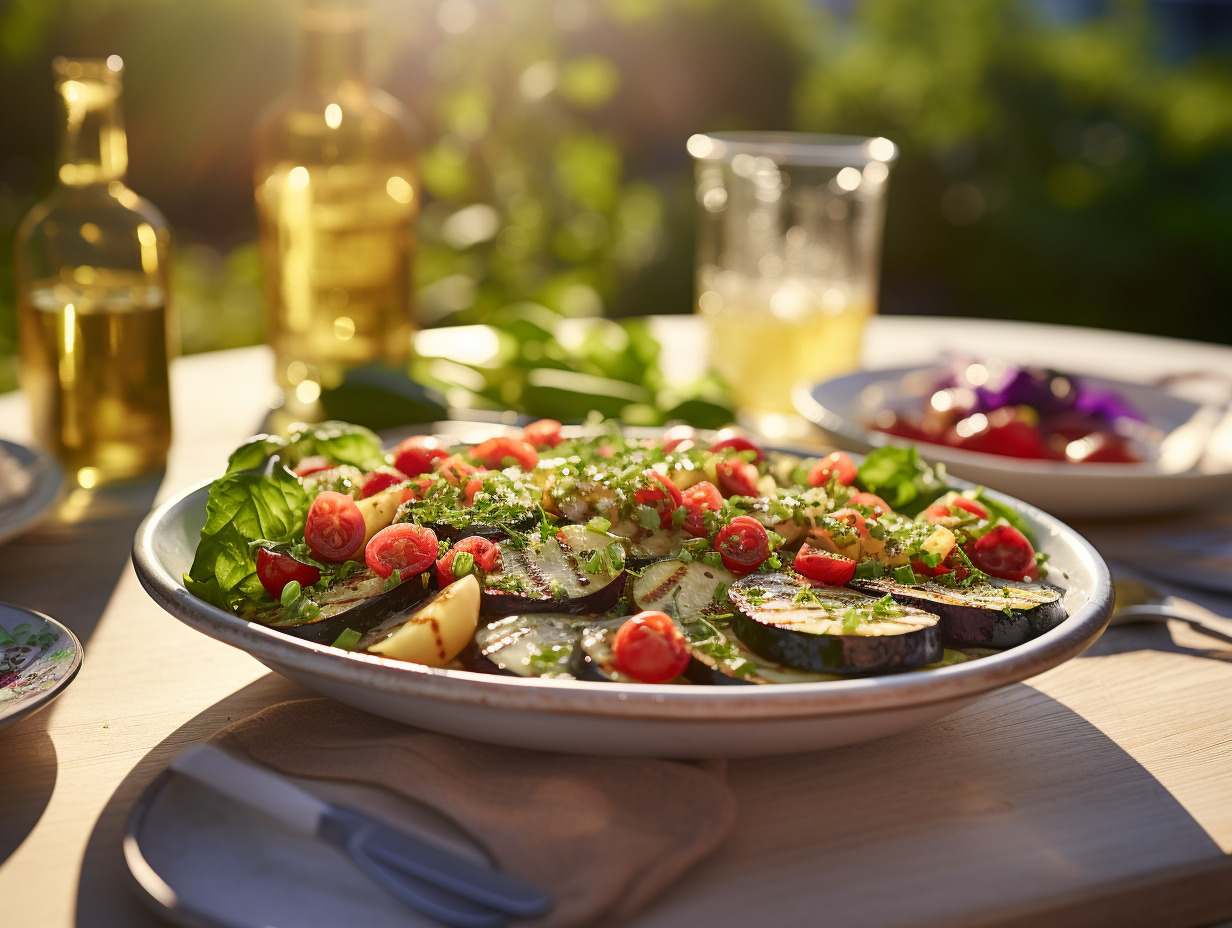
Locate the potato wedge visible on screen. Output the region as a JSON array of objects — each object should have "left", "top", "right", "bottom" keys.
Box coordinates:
[{"left": 365, "top": 574, "right": 480, "bottom": 666}]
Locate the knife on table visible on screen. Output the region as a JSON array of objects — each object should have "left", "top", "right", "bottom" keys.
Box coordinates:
[{"left": 170, "top": 744, "right": 553, "bottom": 927}]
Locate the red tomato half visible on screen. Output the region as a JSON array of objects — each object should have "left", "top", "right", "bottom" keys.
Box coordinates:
[
  {"left": 611, "top": 611, "right": 691, "bottom": 683},
  {"left": 680, "top": 480, "right": 723, "bottom": 537},
  {"left": 715, "top": 458, "right": 760, "bottom": 498},
  {"left": 807, "top": 451, "right": 858, "bottom": 487},
  {"left": 359, "top": 469, "right": 404, "bottom": 499},
  {"left": 392, "top": 436, "right": 448, "bottom": 478},
  {"left": 521, "top": 418, "right": 563, "bottom": 449},
  {"left": 633, "top": 470, "right": 683, "bottom": 522},
  {"left": 793, "top": 546, "right": 857, "bottom": 586},
  {"left": 365, "top": 523, "right": 439, "bottom": 580},
  {"left": 968, "top": 525, "right": 1038, "bottom": 581},
  {"left": 436, "top": 454, "right": 479, "bottom": 486},
  {"left": 708, "top": 434, "right": 766, "bottom": 463},
  {"left": 469, "top": 436, "right": 539, "bottom": 471},
  {"left": 304, "top": 491, "right": 367, "bottom": 563},
  {"left": 437, "top": 536, "right": 502, "bottom": 586},
  {"left": 948, "top": 409, "right": 1049, "bottom": 460},
  {"left": 847, "top": 492, "right": 892, "bottom": 517},
  {"left": 714, "top": 516, "right": 770, "bottom": 575},
  {"left": 255, "top": 548, "right": 322, "bottom": 600},
  {"left": 923, "top": 495, "right": 989, "bottom": 523},
  {"left": 828, "top": 508, "right": 870, "bottom": 538}
]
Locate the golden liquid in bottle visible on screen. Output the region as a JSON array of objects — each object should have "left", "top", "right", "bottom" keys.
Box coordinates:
[
  {"left": 19, "top": 272, "right": 171, "bottom": 484},
  {"left": 257, "top": 161, "right": 416, "bottom": 419}
]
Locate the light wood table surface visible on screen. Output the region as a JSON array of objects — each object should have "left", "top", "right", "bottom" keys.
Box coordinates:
[{"left": 2, "top": 317, "right": 1231, "bottom": 928}]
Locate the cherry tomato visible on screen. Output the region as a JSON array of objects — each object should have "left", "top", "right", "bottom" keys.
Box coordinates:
[
  {"left": 714, "top": 516, "right": 770, "bottom": 575},
  {"left": 436, "top": 454, "right": 479, "bottom": 486},
  {"left": 294, "top": 455, "right": 334, "bottom": 478},
  {"left": 365, "top": 523, "right": 439, "bottom": 580},
  {"left": 1064, "top": 431, "right": 1141, "bottom": 464},
  {"left": 662, "top": 425, "right": 697, "bottom": 453},
  {"left": 401, "top": 475, "right": 435, "bottom": 502},
  {"left": 715, "top": 458, "right": 760, "bottom": 498},
  {"left": 708, "top": 434, "right": 766, "bottom": 463},
  {"left": 680, "top": 480, "right": 723, "bottom": 538},
  {"left": 923, "top": 495, "right": 989, "bottom": 523},
  {"left": 948, "top": 409, "right": 1049, "bottom": 460},
  {"left": 359, "top": 469, "right": 404, "bottom": 499},
  {"left": 910, "top": 558, "right": 953, "bottom": 578},
  {"left": 469, "top": 436, "right": 539, "bottom": 471},
  {"left": 807, "top": 451, "right": 858, "bottom": 487},
  {"left": 392, "top": 436, "right": 448, "bottom": 478},
  {"left": 611, "top": 611, "right": 691, "bottom": 683},
  {"left": 255, "top": 548, "right": 322, "bottom": 600},
  {"left": 968, "top": 525, "right": 1038, "bottom": 581},
  {"left": 847, "top": 492, "right": 892, "bottom": 516},
  {"left": 463, "top": 475, "right": 485, "bottom": 507},
  {"left": 828, "top": 508, "right": 870, "bottom": 538},
  {"left": 633, "top": 470, "right": 683, "bottom": 522},
  {"left": 304, "top": 491, "right": 366, "bottom": 563},
  {"left": 793, "top": 546, "right": 857, "bottom": 586},
  {"left": 521, "top": 418, "right": 563, "bottom": 449},
  {"left": 437, "top": 536, "right": 502, "bottom": 586}
]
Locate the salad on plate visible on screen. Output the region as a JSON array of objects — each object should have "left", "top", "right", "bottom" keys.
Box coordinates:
[{"left": 186, "top": 418, "right": 1067, "bottom": 685}]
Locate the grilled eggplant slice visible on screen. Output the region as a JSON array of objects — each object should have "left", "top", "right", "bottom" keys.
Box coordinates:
[
  {"left": 482, "top": 524, "right": 627, "bottom": 615},
  {"left": 850, "top": 578, "right": 1066, "bottom": 648},
  {"left": 261, "top": 568, "right": 434, "bottom": 645},
  {"left": 630, "top": 559, "right": 734, "bottom": 619},
  {"left": 679, "top": 616, "right": 844, "bottom": 686},
  {"left": 469, "top": 612, "right": 599, "bottom": 678},
  {"left": 729, "top": 573, "right": 941, "bottom": 675}
]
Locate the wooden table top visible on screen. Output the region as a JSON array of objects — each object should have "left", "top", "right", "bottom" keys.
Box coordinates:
[{"left": 2, "top": 318, "right": 1231, "bottom": 928}]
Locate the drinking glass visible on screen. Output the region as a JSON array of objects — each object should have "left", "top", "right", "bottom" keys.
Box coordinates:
[{"left": 689, "top": 132, "right": 897, "bottom": 436}]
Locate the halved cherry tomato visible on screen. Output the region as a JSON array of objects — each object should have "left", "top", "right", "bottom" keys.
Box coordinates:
[
  {"left": 611, "top": 611, "right": 691, "bottom": 683},
  {"left": 847, "top": 492, "right": 892, "bottom": 517},
  {"left": 827, "top": 508, "right": 869, "bottom": 537},
  {"left": 521, "top": 418, "right": 563, "bottom": 449},
  {"left": 392, "top": 436, "right": 448, "bottom": 478},
  {"left": 662, "top": 425, "right": 697, "bottom": 453},
  {"left": 402, "top": 475, "right": 435, "bottom": 502},
  {"left": 294, "top": 455, "right": 334, "bottom": 478},
  {"left": 463, "top": 475, "right": 485, "bottom": 507},
  {"left": 948, "top": 409, "right": 1049, "bottom": 460},
  {"left": 793, "top": 546, "right": 857, "bottom": 586},
  {"left": 680, "top": 480, "right": 723, "bottom": 538},
  {"left": 910, "top": 558, "right": 953, "bottom": 578},
  {"left": 633, "top": 470, "right": 683, "bottom": 522},
  {"left": 304, "top": 491, "right": 366, "bottom": 563},
  {"left": 365, "top": 523, "right": 439, "bottom": 580},
  {"left": 714, "top": 516, "right": 770, "bottom": 575},
  {"left": 715, "top": 458, "right": 760, "bottom": 498},
  {"left": 709, "top": 434, "right": 766, "bottom": 463},
  {"left": 436, "top": 454, "right": 479, "bottom": 486},
  {"left": 469, "top": 436, "right": 539, "bottom": 471},
  {"left": 255, "top": 548, "right": 322, "bottom": 600},
  {"left": 923, "top": 495, "right": 989, "bottom": 523},
  {"left": 1065, "top": 431, "right": 1141, "bottom": 464},
  {"left": 359, "top": 469, "right": 404, "bottom": 499},
  {"left": 807, "top": 451, "right": 858, "bottom": 487},
  {"left": 437, "top": 536, "right": 502, "bottom": 586},
  {"left": 968, "top": 525, "right": 1038, "bottom": 581}
]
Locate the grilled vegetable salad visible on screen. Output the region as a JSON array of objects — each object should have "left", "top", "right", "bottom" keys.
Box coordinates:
[{"left": 187, "top": 418, "right": 1066, "bottom": 683}]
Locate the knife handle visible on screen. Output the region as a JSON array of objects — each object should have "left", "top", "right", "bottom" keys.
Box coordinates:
[{"left": 170, "top": 744, "right": 326, "bottom": 837}]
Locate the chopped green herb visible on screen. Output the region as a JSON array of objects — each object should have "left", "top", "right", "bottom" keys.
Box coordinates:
[
  {"left": 892, "top": 564, "right": 918, "bottom": 585},
  {"left": 634, "top": 505, "right": 661, "bottom": 530},
  {"left": 280, "top": 581, "right": 302, "bottom": 607},
  {"left": 853, "top": 560, "right": 885, "bottom": 580},
  {"left": 452, "top": 551, "right": 476, "bottom": 578},
  {"left": 331, "top": 628, "right": 362, "bottom": 650},
  {"left": 587, "top": 516, "right": 612, "bottom": 533}
]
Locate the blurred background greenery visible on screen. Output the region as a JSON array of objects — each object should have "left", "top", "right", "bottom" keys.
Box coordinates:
[{"left": 2, "top": 0, "right": 1231, "bottom": 399}]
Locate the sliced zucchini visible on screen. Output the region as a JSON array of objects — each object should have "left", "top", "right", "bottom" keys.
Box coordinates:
[
  {"left": 728, "top": 573, "right": 941, "bottom": 675},
  {"left": 630, "top": 560, "right": 734, "bottom": 619},
  {"left": 483, "top": 524, "right": 627, "bottom": 615},
  {"left": 850, "top": 578, "right": 1066, "bottom": 648},
  {"left": 471, "top": 612, "right": 599, "bottom": 678}
]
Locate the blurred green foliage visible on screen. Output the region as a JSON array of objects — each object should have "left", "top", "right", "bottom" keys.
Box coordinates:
[{"left": 0, "top": 0, "right": 1230, "bottom": 404}]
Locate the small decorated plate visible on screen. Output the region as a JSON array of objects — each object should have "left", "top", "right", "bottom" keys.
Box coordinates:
[
  {"left": 0, "top": 438, "right": 64, "bottom": 546},
  {"left": 0, "top": 602, "right": 83, "bottom": 731}
]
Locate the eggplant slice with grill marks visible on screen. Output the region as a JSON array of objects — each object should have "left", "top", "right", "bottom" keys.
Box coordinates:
[
  {"left": 259, "top": 568, "right": 435, "bottom": 645},
  {"left": 729, "top": 573, "right": 942, "bottom": 675},
  {"left": 482, "top": 524, "right": 627, "bottom": 616},
  {"left": 849, "top": 577, "right": 1066, "bottom": 648}
]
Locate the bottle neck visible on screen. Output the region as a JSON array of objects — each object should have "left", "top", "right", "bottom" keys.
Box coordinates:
[
  {"left": 297, "top": 3, "right": 369, "bottom": 93},
  {"left": 56, "top": 76, "right": 127, "bottom": 187}
]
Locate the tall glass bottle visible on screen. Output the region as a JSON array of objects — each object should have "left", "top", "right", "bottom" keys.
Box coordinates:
[
  {"left": 255, "top": 0, "right": 418, "bottom": 422},
  {"left": 15, "top": 56, "right": 174, "bottom": 487}
]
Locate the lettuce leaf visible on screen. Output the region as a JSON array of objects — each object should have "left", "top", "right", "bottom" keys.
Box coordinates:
[
  {"left": 185, "top": 465, "right": 311, "bottom": 612},
  {"left": 855, "top": 446, "right": 949, "bottom": 516}
]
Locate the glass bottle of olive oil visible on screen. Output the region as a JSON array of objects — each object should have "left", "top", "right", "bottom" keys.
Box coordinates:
[
  {"left": 14, "top": 56, "right": 174, "bottom": 487},
  {"left": 255, "top": 0, "right": 418, "bottom": 422}
]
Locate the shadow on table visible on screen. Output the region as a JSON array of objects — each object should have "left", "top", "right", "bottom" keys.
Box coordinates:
[
  {"left": 74, "top": 671, "right": 310, "bottom": 928},
  {"left": 1080, "top": 621, "right": 1232, "bottom": 664},
  {"left": 0, "top": 475, "right": 163, "bottom": 645},
  {"left": 643, "top": 683, "right": 1231, "bottom": 928},
  {"left": 0, "top": 723, "right": 57, "bottom": 865}
]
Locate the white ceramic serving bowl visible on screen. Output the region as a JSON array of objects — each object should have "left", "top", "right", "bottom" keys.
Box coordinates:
[
  {"left": 794, "top": 366, "right": 1232, "bottom": 521},
  {"left": 132, "top": 434, "right": 1113, "bottom": 758}
]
